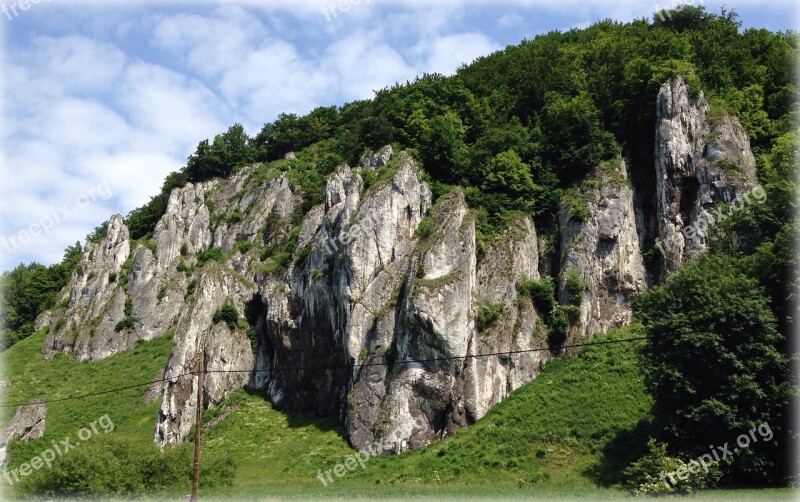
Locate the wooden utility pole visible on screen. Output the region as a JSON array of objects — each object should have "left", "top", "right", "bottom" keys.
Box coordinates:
[{"left": 191, "top": 353, "right": 204, "bottom": 502}]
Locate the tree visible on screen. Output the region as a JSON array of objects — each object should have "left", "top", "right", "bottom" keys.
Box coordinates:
[
  {"left": 411, "top": 110, "right": 469, "bottom": 181},
  {"left": 184, "top": 124, "right": 254, "bottom": 183},
  {"left": 0, "top": 243, "right": 82, "bottom": 349},
  {"left": 480, "top": 150, "right": 536, "bottom": 211},
  {"left": 634, "top": 256, "right": 791, "bottom": 485},
  {"left": 184, "top": 139, "right": 226, "bottom": 182},
  {"left": 539, "top": 92, "right": 617, "bottom": 186}
]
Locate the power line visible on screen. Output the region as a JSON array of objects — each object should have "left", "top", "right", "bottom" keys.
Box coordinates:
[{"left": 2, "top": 335, "right": 650, "bottom": 409}]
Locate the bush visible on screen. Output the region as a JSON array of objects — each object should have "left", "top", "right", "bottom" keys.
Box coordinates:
[
  {"left": 634, "top": 256, "right": 790, "bottom": 483},
  {"left": 228, "top": 209, "right": 244, "bottom": 224},
  {"left": 477, "top": 301, "right": 505, "bottom": 333},
  {"left": 547, "top": 307, "right": 569, "bottom": 348},
  {"left": 212, "top": 300, "right": 239, "bottom": 329},
  {"left": 564, "top": 269, "right": 586, "bottom": 306},
  {"left": 295, "top": 245, "right": 311, "bottom": 269},
  {"left": 118, "top": 258, "right": 134, "bottom": 290},
  {"left": 19, "top": 435, "right": 234, "bottom": 497},
  {"left": 517, "top": 276, "right": 568, "bottom": 347},
  {"left": 176, "top": 258, "right": 191, "bottom": 274},
  {"left": 185, "top": 279, "right": 197, "bottom": 299},
  {"left": 114, "top": 297, "right": 135, "bottom": 332},
  {"left": 233, "top": 239, "right": 253, "bottom": 255},
  {"left": 623, "top": 439, "right": 720, "bottom": 496},
  {"left": 114, "top": 317, "right": 135, "bottom": 332},
  {"left": 197, "top": 247, "right": 225, "bottom": 265},
  {"left": 361, "top": 168, "right": 377, "bottom": 189},
  {"left": 261, "top": 227, "right": 301, "bottom": 274},
  {"left": 518, "top": 276, "right": 557, "bottom": 316}
]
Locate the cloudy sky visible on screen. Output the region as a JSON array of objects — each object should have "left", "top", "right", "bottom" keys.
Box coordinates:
[{"left": 0, "top": 0, "right": 796, "bottom": 271}]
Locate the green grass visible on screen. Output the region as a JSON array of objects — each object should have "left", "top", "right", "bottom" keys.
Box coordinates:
[
  {"left": 1, "top": 327, "right": 793, "bottom": 500},
  {"left": 198, "top": 327, "right": 650, "bottom": 498},
  {"left": 346, "top": 326, "right": 653, "bottom": 488},
  {"left": 0, "top": 329, "right": 174, "bottom": 472}
]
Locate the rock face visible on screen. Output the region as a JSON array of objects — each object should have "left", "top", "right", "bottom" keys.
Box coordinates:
[
  {"left": 33, "top": 79, "right": 761, "bottom": 455},
  {"left": 559, "top": 160, "right": 648, "bottom": 339},
  {"left": 654, "top": 77, "right": 757, "bottom": 276},
  {"left": 0, "top": 403, "right": 46, "bottom": 466}
]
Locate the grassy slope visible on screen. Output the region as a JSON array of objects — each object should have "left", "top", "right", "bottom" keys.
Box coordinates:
[
  {"left": 0, "top": 329, "right": 173, "bottom": 472},
  {"left": 1, "top": 327, "right": 795, "bottom": 500},
  {"left": 202, "top": 326, "right": 653, "bottom": 499}
]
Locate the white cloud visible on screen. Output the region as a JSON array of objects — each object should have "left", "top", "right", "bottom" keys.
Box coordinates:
[
  {"left": 418, "top": 32, "right": 500, "bottom": 75},
  {"left": 1, "top": 0, "right": 793, "bottom": 271},
  {"left": 0, "top": 34, "right": 227, "bottom": 269},
  {"left": 151, "top": 6, "right": 267, "bottom": 78},
  {"left": 498, "top": 13, "right": 524, "bottom": 28}
]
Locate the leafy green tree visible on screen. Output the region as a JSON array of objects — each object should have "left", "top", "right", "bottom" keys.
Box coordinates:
[
  {"left": 634, "top": 256, "right": 791, "bottom": 484},
  {"left": 185, "top": 123, "right": 254, "bottom": 182},
  {"left": 539, "top": 92, "right": 618, "bottom": 185},
  {"left": 1, "top": 243, "right": 82, "bottom": 349},
  {"left": 480, "top": 150, "right": 536, "bottom": 211},
  {"left": 411, "top": 110, "right": 469, "bottom": 181},
  {"left": 126, "top": 171, "right": 188, "bottom": 240}
]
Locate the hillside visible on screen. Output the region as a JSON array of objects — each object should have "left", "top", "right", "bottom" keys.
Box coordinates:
[
  {"left": 2, "top": 327, "right": 793, "bottom": 499},
  {"left": 0, "top": 6, "right": 796, "bottom": 498}
]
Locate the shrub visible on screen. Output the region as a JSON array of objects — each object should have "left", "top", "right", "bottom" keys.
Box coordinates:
[
  {"left": 87, "top": 222, "right": 108, "bottom": 244},
  {"left": 176, "top": 258, "right": 191, "bottom": 274},
  {"left": 634, "top": 256, "right": 789, "bottom": 483},
  {"left": 212, "top": 300, "right": 239, "bottom": 329},
  {"left": 564, "top": 269, "right": 587, "bottom": 306},
  {"left": 518, "top": 277, "right": 557, "bottom": 316},
  {"left": 477, "top": 301, "right": 505, "bottom": 333},
  {"left": 361, "top": 168, "right": 377, "bottom": 189},
  {"left": 180, "top": 243, "right": 188, "bottom": 256},
  {"left": 228, "top": 209, "right": 244, "bottom": 224},
  {"left": 562, "top": 305, "right": 582, "bottom": 325},
  {"left": 114, "top": 317, "right": 135, "bottom": 332},
  {"left": 547, "top": 307, "right": 569, "bottom": 348},
  {"left": 19, "top": 433, "right": 234, "bottom": 497},
  {"left": 107, "top": 272, "right": 117, "bottom": 283},
  {"left": 263, "top": 253, "right": 293, "bottom": 275},
  {"left": 414, "top": 216, "right": 435, "bottom": 242},
  {"left": 118, "top": 258, "right": 134, "bottom": 290},
  {"left": 295, "top": 245, "right": 311, "bottom": 269},
  {"left": 623, "top": 439, "right": 720, "bottom": 496},
  {"left": 261, "top": 228, "right": 301, "bottom": 274},
  {"left": 114, "top": 297, "right": 135, "bottom": 332},
  {"left": 233, "top": 239, "right": 253, "bottom": 255},
  {"left": 185, "top": 279, "right": 197, "bottom": 299},
  {"left": 384, "top": 343, "right": 397, "bottom": 365},
  {"left": 570, "top": 200, "right": 590, "bottom": 221},
  {"left": 245, "top": 326, "right": 259, "bottom": 351},
  {"left": 197, "top": 247, "right": 225, "bottom": 265}
]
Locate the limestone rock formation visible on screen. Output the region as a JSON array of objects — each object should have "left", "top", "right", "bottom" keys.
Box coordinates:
[
  {"left": 0, "top": 403, "right": 46, "bottom": 466},
  {"left": 654, "top": 76, "right": 758, "bottom": 276},
  {"left": 559, "top": 160, "right": 648, "bottom": 339},
  {"left": 31, "top": 77, "right": 762, "bottom": 456}
]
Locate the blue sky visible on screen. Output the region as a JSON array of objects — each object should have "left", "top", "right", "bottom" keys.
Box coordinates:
[{"left": 0, "top": 0, "right": 797, "bottom": 271}]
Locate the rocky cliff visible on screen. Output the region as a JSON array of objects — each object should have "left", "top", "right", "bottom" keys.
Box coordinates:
[
  {"left": 34, "top": 77, "right": 757, "bottom": 453},
  {"left": 654, "top": 76, "right": 758, "bottom": 276}
]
